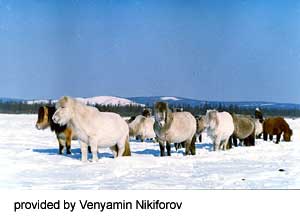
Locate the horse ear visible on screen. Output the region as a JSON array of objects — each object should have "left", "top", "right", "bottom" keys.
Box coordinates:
[{"left": 63, "top": 96, "right": 69, "bottom": 102}]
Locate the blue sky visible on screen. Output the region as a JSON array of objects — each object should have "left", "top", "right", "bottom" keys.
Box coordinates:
[{"left": 0, "top": 0, "right": 300, "bottom": 103}]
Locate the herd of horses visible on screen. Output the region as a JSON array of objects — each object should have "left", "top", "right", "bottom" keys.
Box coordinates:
[{"left": 35, "top": 96, "right": 293, "bottom": 161}]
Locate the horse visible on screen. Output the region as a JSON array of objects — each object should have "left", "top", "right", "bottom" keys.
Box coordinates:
[
  {"left": 195, "top": 115, "right": 206, "bottom": 143},
  {"left": 128, "top": 115, "right": 156, "bottom": 142},
  {"left": 126, "top": 116, "right": 136, "bottom": 124},
  {"left": 254, "top": 119, "right": 263, "bottom": 139},
  {"left": 172, "top": 107, "right": 185, "bottom": 150},
  {"left": 263, "top": 117, "right": 293, "bottom": 143},
  {"left": 205, "top": 110, "right": 234, "bottom": 151},
  {"left": 142, "top": 108, "right": 152, "bottom": 117},
  {"left": 35, "top": 106, "right": 92, "bottom": 154},
  {"left": 254, "top": 108, "right": 264, "bottom": 138},
  {"left": 231, "top": 114, "right": 256, "bottom": 147},
  {"left": 52, "top": 96, "right": 131, "bottom": 162},
  {"left": 255, "top": 108, "right": 264, "bottom": 123},
  {"left": 154, "top": 102, "right": 196, "bottom": 156}
]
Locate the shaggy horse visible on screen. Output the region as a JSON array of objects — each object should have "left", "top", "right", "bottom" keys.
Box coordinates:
[
  {"left": 172, "top": 107, "right": 185, "bottom": 150},
  {"left": 263, "top": 117, "right": 293, "bottom": 144},
  {"left": 52, "top": 96, "right": 131, "bottom": 162},
  {"left": 195, "top": 115, "right": 206, "bottom": 143},
  {"left": 205, "top": 110, "right": 234, "bottom": 151},
  {"left": 128, "top": 115, "right": 156, "bottom": 142},
  {"left": 142, "top": 108, "right": 152, "bottom": 117},
  {"left": 35, "top": 106, "right": 93, "bottom": 154},
  {"left": 231, "top": 114, "right": 256, "bottom": 147},
  {"left": 254, "top": 119, "right": 263, "bottom": 139},
  {"left": 255, "top": 108, "right": 264, "bottom": 123},
  {"left": 154, "top": 102, "right": 196, "bottom": 156},
  {"left": 254, "top": 108, "right": 264, "bottom": 138}
]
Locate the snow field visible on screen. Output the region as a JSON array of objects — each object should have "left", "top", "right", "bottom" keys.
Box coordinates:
[{"left": 0, "top": 114, "right": 299, "bottom": 189}]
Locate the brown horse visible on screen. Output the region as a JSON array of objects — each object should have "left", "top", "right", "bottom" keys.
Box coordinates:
[
  {"left": 263, "top": 117, "right": 293, "bottom": 143},
  {"left": 195, "top": 115, "right": 206, "bottom": 143},
  {"left": 36, "top": 106, "right": 91, "bottom": 154}
]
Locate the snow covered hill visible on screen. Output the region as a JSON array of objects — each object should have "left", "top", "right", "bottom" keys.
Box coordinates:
[
  {"left": 75, "top": 96, "right": 143, "bottom": 106},
  {"left": 26, "top": 96, "right": 144, "bottom": 106},
  {"left": 0, "top": 114, "right": 299, "bottom": 189},
  {"left": 128, "top": 96, "right": 300, "bottom": 110},
  {"left": 2, "top": 96, "right": 300, "bottom": 110}
]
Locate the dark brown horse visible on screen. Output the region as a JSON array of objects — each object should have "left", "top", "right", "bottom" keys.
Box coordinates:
[
  {"left": 36, "top": 106, "right": 91, "bottom": 154},
  {"left": 142, "top": 108, "right": 152, "bottom": 117},
  {"left": 263, "top": 117, "right": 293, "bottom": 143}
]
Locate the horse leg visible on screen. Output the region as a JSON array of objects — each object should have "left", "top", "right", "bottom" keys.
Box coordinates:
[
  {"left": 244, "top": 137, "right": 250, "bottom": 146},
  {"left": 232, "top": 136, "right": 238, "bottom": 147},
  {"left": 91, "top": 144, "right": 98, "bottom": 162},
  {"left": 159, "top": 141, "right": 165, "bottom": 156},
  {"left": 227, "top": 136, "right": 232, "bottom": 149},
  {"left": 116, "top": 135, "right": 130, "bottom": 157},
  {"left": 79, "top": 141, "right": 88, "bottom": 162},
  {"left": 174, "top": 143, "right": 179, "bottom": 151},
  {"left": 110, "top": 145, "right": 118, "bottom": 158},
  {"left": 185, "top": 140, "right": 191, "bottom": 155},
  {"left": 190, "top": 135, "right": 196, "bottom": 155},
  {"left": 269, "top": 134, "right": 273, "bottom": 141},
  {"left": 256, "top": 133, "right": 262, "bottom": 139},
  {"left": 65, "top": 132, "right": 72, "bottom": 155},
  {"left": 250, "top": 132, "right": 255, "bottom": 146},
  {"left": 198, "top": 134, "right": 202, "bottom": 143},
  {"left": 57, "top": 137, "right": 65, "bottom": 155},
  {"left": 222, "top": 138, "right": 229, "bottom": 150},
  {"left": 276, "top": 133, "right": 281, "bottom": 144},
  {"left": 88, "top": 146, "right": 92, "bottom": 154},
  {"left": 166, "top": 141, "right": 171, "bottom": 156},
  {"left": 263, "top": 132, "right": 268, "bottom": 141},
  {"left": 214, "top": 137, "right": 221, "bottom": 151}
]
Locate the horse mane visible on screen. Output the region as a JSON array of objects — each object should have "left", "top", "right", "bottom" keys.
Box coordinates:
[
  {"left": 129, "top": 115, "right": 145, "bottom": 136},
  {"left": 64, "top": 97, "right": 100, "bottom": 130},
  {"left": 46, "top": 106, "right": 67, "bottom": 132},
  {"left": 206, "top": 109, "right": 219, "bottom": 130},
  {"left": 154, "top": 102, "right": 174, "bottom": 131}
]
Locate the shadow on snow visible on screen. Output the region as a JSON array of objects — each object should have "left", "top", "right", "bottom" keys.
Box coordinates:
[
  {"left": 33, "top": 142, "right": 214, "bottom": 159},
  {"left": 32, "top": 148, "right": 113, "bottom": 160}
]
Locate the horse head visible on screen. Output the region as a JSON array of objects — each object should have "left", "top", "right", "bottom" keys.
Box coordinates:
[
  {"left": 205, "top": 110, "right": 218, "bottom": 130},
  {"left": 283, "top": 128, "right": 293, "bottom": 141},
  {"left": 52, "top": 96, "right": 74, "bottom": 126},
  {"left": 35, "top": 106, "right": 50, "bottom": 130},
  {"left": 154, "top": 102, "right": 171, "bottom": 128}
]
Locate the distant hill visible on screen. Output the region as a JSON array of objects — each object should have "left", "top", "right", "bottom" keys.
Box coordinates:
[
  {"left": 128, "top": 96, "right": 300, "bottom": 110},
  {"left": 1, "top": 96, "right": 299, "bottom": 110},
  {"left": 26, "top": 96, "right": 144, "bottom": 106},
  {"left": 0, "top": 97, "right": 24, "bottom": 103}
]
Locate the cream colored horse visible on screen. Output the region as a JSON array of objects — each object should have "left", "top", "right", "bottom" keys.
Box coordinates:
[
  {"left": 154, "top": 102, "right": 196, "bottom": 156},
  {"left": 128, "top": 115, "right": 156, "bottom": 142},
  {"left": 205, "top": 110, "right": 234, "bottom": 151},
  {"left": 52, "top": 96, "right": 131, "bottom": 162}
]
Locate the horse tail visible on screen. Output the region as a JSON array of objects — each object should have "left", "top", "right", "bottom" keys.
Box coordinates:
[{"left": 122, "top": 135, "right": 131, "bottom": 156}]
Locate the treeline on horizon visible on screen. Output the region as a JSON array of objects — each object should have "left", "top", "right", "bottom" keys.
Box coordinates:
[{"left": 0, "top": 101, "right": 300, "bottom": 118}]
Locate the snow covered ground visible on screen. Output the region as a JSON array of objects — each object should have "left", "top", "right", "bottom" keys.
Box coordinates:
[{"left": 0, "top": 114, "right": 299, "bottom": 190}]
